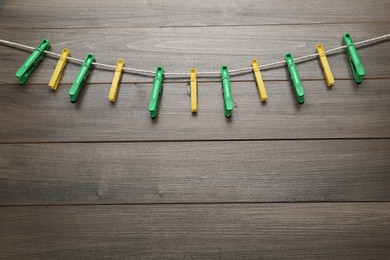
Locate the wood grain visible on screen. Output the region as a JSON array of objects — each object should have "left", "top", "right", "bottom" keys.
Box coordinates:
[
  {"left": 0, "top": 0, "right": 389, "bottom": 28},
  {"left": 0, "top": 203, "right": 389, "bottom": 259},
  {"left": 1, "top": 0, "right": 389, "bottom": 258},
  {"left": 0, "top": 140, "right": 389, "bottom": 205},
  {"left": 0, "top": 24, "right": 389, "bottom": 85},
  {"left": 0, "top": 79, "right": 389, "bottom": 142}
]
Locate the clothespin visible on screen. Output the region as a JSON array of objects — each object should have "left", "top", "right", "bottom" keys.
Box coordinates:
[
  {"left": 285, "top": 53, "right": 304, "bottom": 104},
  {"left": 148, "top": 66, "right": 165, "bottom": 119},
  {"left": 68, "top": 54, "right": 95, "bottom": 102},
  {"left": 343, "top": 33, "right": 365, "bottom": 84},
  {"left": 221, "top": 65, "right": 233, "bottom": 117},
  {"left": 190, "top": 68, "right": 197, "bottom": 113},
  {"left": 108, "top": 59, "right": 124, "bottom": 102},
  {"left": 48, "top": 48, "right": 70, "bottom": 90},
  {"left": 251, "top": 59, "right": 267, "bottom": 102},
  {"left": 15, "top": 39, "right": 51, "bottom": 85},
  {"left": 316, "top": 44, "right": 334, "bottom": 87}
]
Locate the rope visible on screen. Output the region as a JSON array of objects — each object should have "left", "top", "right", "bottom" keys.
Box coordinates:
[{"left": 0, "top": 34, "right": 389, "bottom": 79}]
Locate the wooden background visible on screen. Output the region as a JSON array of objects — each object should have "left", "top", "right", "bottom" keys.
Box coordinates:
[{"left": 0, "top": 0, "right": 389, "bottom": 259}]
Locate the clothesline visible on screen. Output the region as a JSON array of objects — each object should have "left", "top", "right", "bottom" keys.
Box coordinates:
[{"left": 0, "top": 34, "right": 389, "bottom": 79}]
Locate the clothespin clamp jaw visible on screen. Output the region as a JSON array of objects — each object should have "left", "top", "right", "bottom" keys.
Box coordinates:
[
  {"left": 221, "top": 65, "right": 233, "bottom": 118},
  {"left": 15, "top": 39, "right": 51, "bottom": 85},
  {"left": 251, "top": 59, "right": 267, "bottom": 102},
  {"left": 49, "top": 48, "right": 70, "bottom": 90},
  {"left": 316, "top": 44, "right": 334, "bottom": 87},
  {"left": 190, "top": 68, "right": 197, "bottom": 113},
  {"left": 343, "top": 33, "right": 365, "bottom": 84},
  {"left": 68, "top": 54, "right": 95, "bottom": 102},
  {"left": 285, "top": 53, "right": 304, "bottom": 104},
  {"left": 108, "top": 59, "right": 125, "bottom": 102},
  {"left": 148, "top": 66, "right": 165, "bottom": 119}
]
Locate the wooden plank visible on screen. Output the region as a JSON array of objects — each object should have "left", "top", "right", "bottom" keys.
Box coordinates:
[
  {"left": 0, "top": 79, "right": 389, "bottom": 142},
  {"left": 0, "top": 140, "right": 389, "bottom": 205},
  {"left": 0, "top": 203, "right": 389, "bottom": 259},
  {"left": 0, "top": 0, "right": 389, "bottom": 28},
  {"left": 0, "top": 24, "right": 389, "bottom": 85}
]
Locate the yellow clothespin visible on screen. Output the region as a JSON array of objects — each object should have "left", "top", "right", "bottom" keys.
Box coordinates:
[
  {"left": 48, "top": 48, "right": 70, "bottom": 90},
  {"left": 190, "top": 68, "right": 197, "bottom": 113},
  {"left": 108, "top": 59, "right": 124, "bottom": 102},
  {"left": 316, "top": 44, "right": 334, "bottom": 87},
  {"left": 251, "top": 59, "right": 267, "bottom": 102}
]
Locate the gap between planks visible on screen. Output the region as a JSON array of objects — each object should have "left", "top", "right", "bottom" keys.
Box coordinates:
[
  {"left": 0, "top": 137, "right": 389, "bottom": 145},
  {"left": 1, "top": 21, "right": 390, "bottom": 30},
  {"left": 1, "top": 201, "right": 390, "bottom": 208}
]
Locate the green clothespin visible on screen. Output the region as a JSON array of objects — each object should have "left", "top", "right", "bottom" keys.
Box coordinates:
[
  {"left": 148, "top": 66, "right": 165, "bottom": 119},
  {"left": 69, "top": 54, "right": 95, "bottom": 102},
  {"left": 15, "top": 39, "right": 51, "bottom": 85},
  {"left": 285, "top": 53, "right": 304, "bottom": 104},
  {"left": 343, "top": 33, "right": 365, "bottom": 84},
  {"left": 221, "top": 65, "right": 233, "bottom": 117}
]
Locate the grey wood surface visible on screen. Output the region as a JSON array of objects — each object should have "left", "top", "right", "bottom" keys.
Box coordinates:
[
  {"left": 0, "top": 80, "right": 389, "bottom": 142},
  {"left": 0, "top": 0, "right": 389, "bottom": 28},
  {"left": 0, "top": 140, "right": 389, "bottom": 205},
  {"left": 1, "top": 203, "right": 389, "bottom": 259},
  {"left": 0, "top": 0, "right": 389, "bottom": 258}
]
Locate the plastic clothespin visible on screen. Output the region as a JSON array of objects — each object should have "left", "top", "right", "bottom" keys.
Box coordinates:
[
  {"left": 285, "top": 53, "right": 304, "bottom": 104},
  {"left": 221, "top": 65, "right": 233, "bottom": 118},
  {"left": 190, "top": 68, "right": 197, "bottom": 113},
  {"left": 251, "top": 59, "right": 267, "bottom": 102},
  {"left": 316, "top": 44, "right": 334, "bottom": 87},
  {"left": 68, "top": 54, "right": 95, "bottom": 102},
  {"left": 48, "top": 48, "right": 70, "bottom": 90},
  {"left": 343, "top": 33, "right": 365, "bottom": 84},
  {"left": 148, "top": 66, "right": 165, "bottom": 119},
  {"left": 108, "top": 59, "right": 124, "bottom": 102},
  {"left": 15, "top": 39, "right": 51, "bottom": 85}
]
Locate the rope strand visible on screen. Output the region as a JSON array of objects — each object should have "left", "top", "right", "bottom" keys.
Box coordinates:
[{"left": 0, "top": 34, "right": 389, "bottom": 79}]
